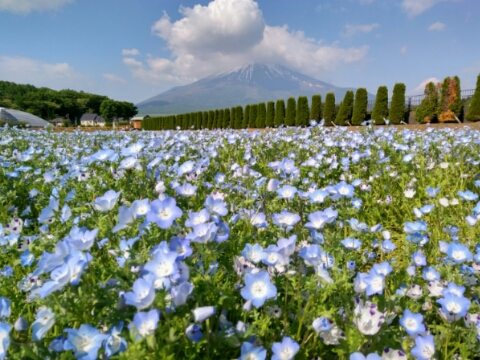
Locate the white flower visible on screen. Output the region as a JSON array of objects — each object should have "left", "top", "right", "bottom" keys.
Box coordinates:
[{"left": 439, "top": 198, "right": 449, "bottom": 207}]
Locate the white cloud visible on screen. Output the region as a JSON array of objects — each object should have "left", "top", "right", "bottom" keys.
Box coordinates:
[
  {"left": 125, "top": 0, "right": 369, "bottom": 86},
  {"left": 103, "top": 73, "right": 126, "bottom": 84},
  {"left": 401, "top": 0, "right": 444, "bottom": 17},
  {"left": 428, "top": 22, "right": 446, "bottom": 31},
  {"left": 400, "top": 45, "right": 407, "bottom": 55},
  {"left": 0, "top": 0, "right": 74, "bottom": 14},
  {"left": 409, "top": 77, "right": 441, "bottom": 95},
  {"left": 122, "top": 48, "right": 140, "bottom": 56},
  {"left": 0, "top": 55, "right": 83, "bottom": 89},
  {"left": 342, "top": 23, "right": 379, "bottom": 38}
]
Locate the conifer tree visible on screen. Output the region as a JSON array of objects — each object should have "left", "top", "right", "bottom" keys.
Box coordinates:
[
  {"left": 218, "top": 109, "right": 224, "bottom": 129},
  {"left": 184, "top": 113, "right": 190, "bottom": 130},
  {"left": 371, "top": 86, "right": 389, "bottom": 125},
  {"left": 207, "top": 110, "right": 214, "bottom": 129},
  {"left": 438, "top": 76, "right": 463, "bottom": 122},
  {"left": 230, "top": 107, "right": 236, "bottom": 128},
  {"left": 310, "top": 94, "right": 322, "bottom": 122},
  {"left": 389, "top": 83, "right": 406, "bottom": 124},
  {"left": 352, "top": 88, "right": 368, "bottom": 126},
  {"left": 274, "top": 99, "right": 285, "bottom": 127},
  {"left": 196, "top": 111, "right": 202, "bottom": 129},
  {"left": 257, "top": 102, "right": 266, "bottom": 128},
  {"left": 202, "top": 111, "right": 208, "bottom": 129},
  {"left": 266, "top": 101, "right": 275, "bottom": 127},
  {"left": 466, "top": 74, "right": 480, "bottom": 122},
  {"left": 249, "top": 104, "right": 258, "bottom": 128},
  {"left": 324, "top": 93, "right": 336, "bottom": 126},
  {"left": 285, "top": 97, "right": 296, "bottom": 126},
  {"left": 235, "top": 106, "right": 243, "bottom": 129},
  {"left": 415, "top": 82, "right": 439, "bottom": 123},
  {"left": 335, "top": 91, "right": 354, "bottom": 126},
  {"left": 224, "top": 108, "right": 230, "bottom": 128},
  {"left": 244, "top": 105, "right": 251, "bottom": 129},
  {"left": 295, "top": 96, "right": 309, "bottom": 127},
  {"left": 212, "top": 109, "right": 218, "bottom": 128}
]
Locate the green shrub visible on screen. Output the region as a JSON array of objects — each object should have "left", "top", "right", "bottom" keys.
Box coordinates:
[
  {"left": 224, "top": 108, "right": 230, "bottom": 128},
  {"left": 249, "top": 104, "right": 257, "bottom": 128},
  {"left": 310, "top": 94, "right": 322, "bottom": 123},
  {"left": 335, "top": 91, "right": 354, "bottom": 125},
  {"left": 415, "top": 82, "right": 439, "bottom": 124},
  {"left": 371, "top": 86, "right": 389, "bottom": 125},
  {"left": 266, "top": 101, "right": 275, "bottom": 127},
  {"left": 324, "top": 93, "right": 335, "bottom": 126},
  {"left": 390, "top": 83, "right": 406, "bottom": 124},
  {"left": 235, "top": 106, "right": 243, "bottom": 129},
  {"left": 257, "top": 102, "right": 266, "bottom": 128},
  {"left": 295, "top": 96, "right": 309, "bottom": 127},
  {"left": 274, "top": 99, "right": 285, "bottom": 127},
  {"left": 202, "top": 112, "right": 208, "bottom": 129},
  {"left": 438, "top": 76, "right": 463, "bottom": 122},
  {"left": 244, "top": 105, "right": 251, "bottom": 129},
  {"left": 285, "top": 97, "right": 296, "bottom": 126},
  {"left": 230, "top": 107, "right": 236, "bottom": 129},
  {"left": 466, "top": 74, "right": 480, "bottom": 122},
  {"left": 351, "top": 88, "right": 368, "bottom": 126}
]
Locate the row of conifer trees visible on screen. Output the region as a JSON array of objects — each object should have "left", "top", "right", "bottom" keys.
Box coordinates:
[{"left": 142, "top": 74, "right": 480, "bottom": 130}]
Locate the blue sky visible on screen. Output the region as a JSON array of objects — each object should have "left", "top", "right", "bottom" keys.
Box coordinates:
[{"left": 0, "top": 0, "right": 479, "bottom": 104}]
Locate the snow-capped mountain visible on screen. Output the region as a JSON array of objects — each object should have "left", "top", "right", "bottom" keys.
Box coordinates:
[{"left": 137, "top": 63, "right": 372, "bottom": 115}]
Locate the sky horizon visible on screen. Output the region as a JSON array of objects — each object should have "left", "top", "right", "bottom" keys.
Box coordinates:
[{"left": 1, "top": 0, "right": 479, "bottom": 104}]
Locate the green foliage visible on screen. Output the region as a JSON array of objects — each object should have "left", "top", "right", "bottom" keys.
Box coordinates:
[
  {"left": 214, "top": 109, "right": 220, "bottom": 129},
  {"left": 257, "top": 102, "right": 266, "bottom": 128},
  {"left": 249, "top": 104, "right": 258, "bottom": 128},
  {"left": 224, "top": 108, "right": 231, "bottom": 128},
  {"left": 438, "top": 76, "right": 463, "bottom": 122},
  {"left": 335, "top": 91, "right": 354, "bottom": 126},
  {"left": 295, "top": 96, "right": 309, "bottom": 127},
  {"left": 415, "top": 82, "right": 439, "bottom": 124},
  {"left": 244, "top": 105, "right": 251, "bottom": 129},
  {"left": 351, "top": 88, "right": 368, "bottom": 126},
  {"left": 323, "top": 92, "right": 336, "bottom": 126},
  {"left": 310, "top": 94, "right": 322, "bottom": 122},
  {"left": 208, "top": 111, "right": 214, "bottom": 129},
  {"left": 274, "top": 99, "right": 285, "bottom": 127},
  {"left": 285, "top": 97, "right": 296, "bottom": 126},
  {"left": 202, "top": 111, "right": 208, "bottom": 129},
  {"left": 235, "top": 106, "right": 243, "bottom": 129},
  {"left": 266, "top": 101, "right": 275, "bottom": 127},
  {"left": 466, "top": 74, "right": 480, "bottom": 122},
  {"left": 371, "top": 86, "right": 389, "bottom": 125},
  {"left": 389, "top": 83, "right": 406, "bottom": 124},
  {"left": 218, "top": 109, "right": 224, "bottom": 129},
  {"left": 230, "top": 107, "right": 236, "bottom": 128}
]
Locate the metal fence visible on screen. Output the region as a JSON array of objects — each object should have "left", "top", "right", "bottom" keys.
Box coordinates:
[{"left": 366, "top": 88, "right": 475, "bottom": 112}]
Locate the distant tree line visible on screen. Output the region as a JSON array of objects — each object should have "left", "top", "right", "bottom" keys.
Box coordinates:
[{"left": 0, "top": 81, "right": 137, "bottom": 123}]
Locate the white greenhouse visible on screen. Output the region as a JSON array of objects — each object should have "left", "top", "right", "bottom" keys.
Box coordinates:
[{"left": 0, "top": 108, "right": 50, "bottom": 127}]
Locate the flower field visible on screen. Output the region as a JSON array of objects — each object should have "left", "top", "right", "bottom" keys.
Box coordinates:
[{"left": 0, "top": 123, "right": 480, "bottom": 359}]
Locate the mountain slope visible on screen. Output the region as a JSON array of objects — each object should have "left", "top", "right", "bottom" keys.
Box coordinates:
[{"left": 137, "top": 63, "right": 373, "bottom": 115}]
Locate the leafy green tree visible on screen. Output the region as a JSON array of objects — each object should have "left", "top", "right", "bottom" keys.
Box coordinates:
[
  {"left": 390, "top": 83, "right": 406, "bottom": 124},
  {"left": 266, "top": 101, "right": 275, "bottom": 127},
  {"left": 274, "top": 99, "right": 285, "bottom": 127},
  {"left": 352, "top": 88, "right": 368, "bottom": 125},
  {"left": 99, "top": 99, "right": 119, "bottom": 121},
  {"left": 335, "top": 91, "right": 354, "bottom": 126},
  {"left": 466, "top": 74, "right": 480, "bottom": 122},
  {"left": 310, "top": 94, "right": 322, "bottom": 123},
  {"left": 257, "top": 102, "right": 266, "bottom": 128},
  {"left": 285, "top": 97, "right": 296, "bottom": 126},
  {"left": 224, "top": 108, "right": 230, "bottom": 128},
  {"left": 324, "top": 93, "right": 336, "bottom": 126},
  {"left": 371, "top": 86, "right": 389, "bottom": 125},
  {"left": 244, "top": 105, "right": 251, "bottom": 129},
  {"left": 249, "top": 104, "right": 258, "bottom": 128},
  {"left": 415, "top": 82, "right": 439, "bottom": 123},
  {"left": 235, "top": 106, "right": 243, "bottom": 129},
  {"left": 295, "top": 96, "right": 309, "bottom": 127}
]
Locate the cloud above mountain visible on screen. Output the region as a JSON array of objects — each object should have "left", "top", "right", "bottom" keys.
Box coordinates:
[
  {"left": 0, "top": 0, "right": 74, "bottom": 14},
  {"left": 124, "top": 0, "right": 369, "bottom": 86}
]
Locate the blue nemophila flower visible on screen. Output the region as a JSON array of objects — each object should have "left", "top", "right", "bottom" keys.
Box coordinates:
[
  {"left": 49, "top": 335, "right": 66, "bottom": 352},
  {"left": 364, "top": 269, "right": 385, "bottom": 296},
  {"left": 341, "top": 238, "right": 362, "bottom": 251},
  {"left": 93, "top": 190, "right": 121, "bottom": 212},
  {"left": 347, "top": 260, "right": 356, "bottom": 272},
  {"left": 204, "top": 195, "right": 228, "bottom": 217},
  {"left": 350, "top": 352, "right": 381, "bottom": 360},
  {"left": 334, "top": 181, "right": 354, "bottom": 198},
  {"left": 399, "top": 309, "right": 425, "bottom": 336},
  {"left": 271, "top": 336, "right": 299, "bottom": 360},
  {"left": 437, "top": 293, "right": 471, "bottom": 318},
  {"left": 0, "top": 298, "right": 10, "bottom": 319},
  {"left": 241, "top": 271, "right": 277, "bottom": 308},
  {"left": 346, "top": 218, "right": 369, "bottom": 233},
  {"left": 20, "top": 250, "right": 35, "bottom": 267},
  {"left": 305, "top": 208, "right": 338, "bottom": 230},
  {"left": 0, "top": 322, "right": 10, "bottom": 359},
  {"left": 447, "top": 243, "right": 472, "bottom": 264},
  {"left": 14, "top": 316, "right": 28, "bottom": 332},
  {"left": 239, "top": 342, "right": 267, "bottom": 360},
  {"left": 65, "top": 227, "right": 99, "bottom": 251},
  {"left": 422, "top": 267, "right": 440, "bottom": 282},
  {"left": 381, "top": 239, "right": 396, "bottom": 253},
  {"left": 64, "top": 324, "right": 108, "bottom": 360},
  {"left": 192, "top": 306, "right": 216, "bottom": 322},
  {"left": 169, "top": 238, "right": 192, "bottom": 261},
  {"left": 309, "top": 189, "right": 330, "bottom": 204},
  {"left": 185, "top": 324, "right": 202, "bottom": 342},
  {"left": 351, "top": 198, "right": 362, "bottom": 209},
  {"left": 185, "top": 209, "right": 210, "bottom": 227},
  {"left": 299, "top": 244, "right": 323, "bottom": 266},
  {"left": 410, "top": 334, "right": 436, "bottom": 360},
  {"left": 272, "top": 210, "right": 300, "bottom": 228},
  {"left": 144, "top": 249, "right": 178, "bottom": 279},
  {"left": 412, "top": 251, "right": 427, "bottom": 267},
  {"left": 146, "top": 197, "right": 183, "bottom": 229},
  {"left": 457, "top": 190, "right": 478, "bottom": 201},
  {"left": 372, "top": 262, "right": 393, "bottom": 277},
  {"left": 312, "top": 317, "right": 332, "bottom": 333},
  {"left": 104, "top": 322, "right": 127, "bottom": 358},
  {"left": 32, "top": 307, "right": 55, "bottom": 341},
  {"left": 276, "top": 185, "right": 297, "bottom": 199},
  {"left": 177, "top": 160, "right": 196, "bottom": 176},
  {"left": 404, "top": 221, "right": 427, "bottom": 234},
  {"left": 123, "top": 277, "right": 156, "bottom": 310},
  {"left": 186, "top": 222, "right": 218, "bottom": 243},
  {"left": 426, "top": 186, "right": 441, "bottom": 198},
  {"left": 171, "top": 282, "right": 194, "bottom": 307},
  {"left": 241, "top": 244, "right": 267, "bottom": 264},
  {"left": 176, "top": 183, "right": 198, "bottom": 197},
  {"left": 112, "top": 206, "right": 135, "bottom": 233},
  {"left": 129, "top": 309, "right": 160, "bottom": 339},
  {"left": 442, "top": 282, "right": 465, "bottom": 297}
]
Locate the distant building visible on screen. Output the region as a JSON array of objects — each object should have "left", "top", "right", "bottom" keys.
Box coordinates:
[
  {"left": 0, "top": 107, "right": 50, "bottom": 127},
  {"left": 80, "top": 113, "right": 106, "bottom": 127},
  {"left": 50, "top": 118, "right": 66, "bottom": 127},
  {"left": 131, "top": 115, "right": 150, "bottom": 129}
]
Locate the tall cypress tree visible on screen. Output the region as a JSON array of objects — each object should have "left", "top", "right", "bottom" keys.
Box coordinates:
[
  {"left": 184, "top": 113, "right": 190, "bottom": 130},
  {"left": 352, "top": 88, "right": 368, "bottom": 126},
  {"left": 244, "top": 105, "right": 251, "bottom": 129},
  {"left": 415, "top": 82, "right": 439, "bottom": 123},
  {"left": 285, "top": 97, "right": 296, "bottom": 126},
  {"left": 324, "top": 93, "right": 336, "bottom": 126},
  {"left": 466, "top": 74, "right": 480, "bottom": 122},
  {"left": 266, "top": 101, "right": 275, "bottom": 127},
  {"left": 249, "top": 104, "right": 258, "bottom": 128},
  {"left": 202, "top": 111, "right": 208, "bottom": 129},
  {"left": 218, "top": 109, "right": 224, "bottom": 129},
  {"left": 371, "top": 86, "right": 389, "bottom": 125},
  {"left": 438, "top": 76, "right": 463, "bottom": 122},
  {"left": 230, "top": 107, "right": 236, "bottom": 128},
  {"left": 224, "top": 108, "right": 231, "bottom": 128},
  {"left": 235, "top": 106, "right": 243, "bottom": 129},
  {"left": 335, "top": 91, "right": 354, "bottom": 125},
  {"left": 196, "top": 111, "right": 202, "bottom": 129},
  {"left": 207, "top": 110, "right": 214, "bottom": 129},
  {"left": 213, "top": 109, "right": 219, "bottom": 128},
  {"left": 390, "top": 83, "right": 406, "bottom": 124},
  {"left": 295, "top": 96, "right": 309, "bottom": 127},
  {"left": 257, "top": 102, "right": 266, "bottom": 128},
  {"left": 310, "top": 94, "right": 322, "bottom": 122},
  {"left": 275, "top": 99, "right": 285, "bottom": 127}
]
